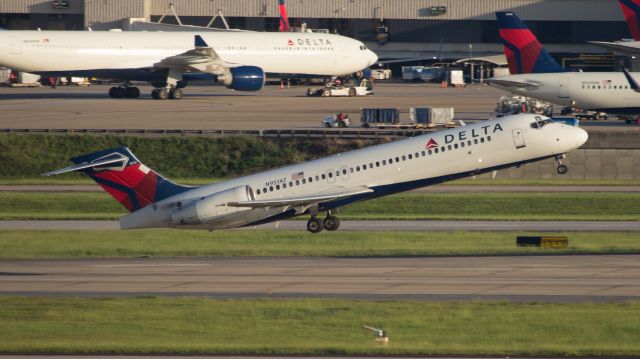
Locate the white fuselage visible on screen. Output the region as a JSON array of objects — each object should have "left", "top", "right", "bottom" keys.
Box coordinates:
[
  {"left": 0, "top": 30, "right": 377, "bottom": 77},
  {"left": 490, "top": 72, "right": 640, "bottom": 113},
  {"left": 120, "top": 114, "right": 588, "bottom": 230}
]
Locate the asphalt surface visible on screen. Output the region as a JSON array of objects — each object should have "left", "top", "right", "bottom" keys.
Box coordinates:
[
  {"left": 2, "top": 184, "right": 639, "bottom": 193},
  {"left": 1, "top": 255, "right": 637, "bottom": 302},
  {"left": 0, "top": 83, "right": 636, "bottom": 131},
  {"left": 1, "top": 219, "right": 639, "bottom": 231}
]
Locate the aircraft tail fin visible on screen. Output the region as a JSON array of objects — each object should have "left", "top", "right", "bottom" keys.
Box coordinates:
[
  {"left": 496, "top": 12, "right": 564, "bottom": 74},
  {"left": 44, "top": 147, "right": 192, "bottom": 212},
  {"left": 619, "top": 0, "right": 640, "bottom": 40},
  {"left": 279, "top": 0, "right": 290, "bottom": 32}
]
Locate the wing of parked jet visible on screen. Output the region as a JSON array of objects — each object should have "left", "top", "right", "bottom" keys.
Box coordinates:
[
  {"left": 485, "top": 78, "right": 540, "bottom": 89},
  {"left": 154, "top": 35, "right": 232, "bottom": 75},
  {"left": 227, "top": 186, "right": 373, "bottom": 213},
  {"left": 589, "top": 40, "right": 640, "bottom": 55}
]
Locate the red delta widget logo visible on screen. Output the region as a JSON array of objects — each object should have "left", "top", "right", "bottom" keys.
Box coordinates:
[
  {"left": 287, "top": 39, "right": 295, "bottom": 46},
  {"left": 425, "top": 138, "right": 439, "bottom": 149}
]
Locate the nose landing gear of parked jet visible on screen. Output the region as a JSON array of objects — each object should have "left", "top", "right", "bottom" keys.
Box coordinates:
[{"left": 555, "top": 154, "right": 568, "bottom": 175}]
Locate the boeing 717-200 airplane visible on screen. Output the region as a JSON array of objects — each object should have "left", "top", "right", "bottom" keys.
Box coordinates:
[
  {"left": 0, "top": 30, "right": 377, "bottom": 100},
  {"left": 45, "top": 114, "right": 588, "bottom": 233}
]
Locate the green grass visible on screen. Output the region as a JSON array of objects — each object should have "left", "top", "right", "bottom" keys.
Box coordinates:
[
  {"left": 0, "top": 230, "right": 638, "bottom": 258},
  {"left": 0, "top": 297, "right": 638, "bottom": 356},
  {"left": 1, "top": 192, "right": 637, "bottom": 221}
]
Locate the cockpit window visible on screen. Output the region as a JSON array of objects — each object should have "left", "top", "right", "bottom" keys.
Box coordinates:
[
  {"left": 530, "top": 118, "right": 553, "bottom": 129},
  {"left": 359, "top": 45, "right": 367, "bottom": 50}
]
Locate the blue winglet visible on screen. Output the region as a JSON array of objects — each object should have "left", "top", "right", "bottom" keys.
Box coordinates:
[
  {"left": 623, "top": 68, "right": 640, "bottom": 91},
  {"left": 195, "top": 35, "right": 208, "bottom": 47}
]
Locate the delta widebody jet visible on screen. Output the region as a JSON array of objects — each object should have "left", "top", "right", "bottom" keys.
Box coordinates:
[
  {"left": 0, "top": 30, "right": 377, "bottom": 100},
  {"left": 45, "top": 114, "right": 588, "bottom": 233},
  {"left": 487, "top": 12, "right": 640, "bottom": 116},
  {"left": 590, "top": 0, "right": 640, "bottom": 55}
]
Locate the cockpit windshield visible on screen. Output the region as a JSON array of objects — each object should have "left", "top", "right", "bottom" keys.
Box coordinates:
[
  {"left": 359, "top": 45, "right": 368, "bottom": 50},
  {"left": 530, "top": 117, "right": 553, "bottom": 129}
]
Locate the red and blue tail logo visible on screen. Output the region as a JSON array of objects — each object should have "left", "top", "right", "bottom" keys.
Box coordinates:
[
  {"left": 496, "top": 12, "right": 564, "bottom": 74},
  {"left": 71, "top": 147, "right": 190, "bottom": 212},
  {"left": 279, "top": 0, "right": 290, "bottom": 32},
  {"left": 619, "top": 0, "right": 640, "bottom": 40}
]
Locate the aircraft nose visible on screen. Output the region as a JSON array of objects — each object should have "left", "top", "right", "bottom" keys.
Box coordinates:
[
  {"left": 574, "top": 127, "right": 589, "bottom": 148},
  {"left": 367, "top": 50, "right": 378, "bottom": 67}
]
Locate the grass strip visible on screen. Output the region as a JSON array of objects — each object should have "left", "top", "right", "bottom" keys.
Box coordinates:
[
  {"left": 0, "top": 297, "right": 638, "bottom": 356},
  {"left": 0, "top": 230, "right": 639, "bottom": 258},
  {"left": 0, "top": 192, "right": 637, "bottom": 221}
]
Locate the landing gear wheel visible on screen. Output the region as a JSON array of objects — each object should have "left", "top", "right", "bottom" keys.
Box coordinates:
[
  {"left": 125, "top": 87, "right": 140, "bottom": 99},
  {"left": 323, "top": 216, "right": 341, "bottom": 231},
  {"left": 307, "top": 217, "right": 324, "bottom": 233},
  {"left": 348, "top": 87, "right": 356, "bottom": 97},
  {"left": 557, "top": 164, "right": 568, "bottom": 175},
  {"left": 155, "top": 88, "right": 169, "bottom": 100},
  {"left": 151, "top": 89, "right": 160, "bottom": 100},
  {"left": 322, "top": 89, "right": 331, "bottom": 97},
  {"left": 169, "top": 88, "right": 183, "bottom": 100},
  {"left": 108, "top": 87, "right": 125, "bottom": 98}
]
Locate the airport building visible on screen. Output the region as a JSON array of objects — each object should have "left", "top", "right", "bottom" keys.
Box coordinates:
[{"left": 0, "top": 0, "right": 631, "bottom": 67}]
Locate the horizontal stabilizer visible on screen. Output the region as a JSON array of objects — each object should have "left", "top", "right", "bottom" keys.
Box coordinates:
[{"left": 42, "top": 155, "right": 126, "bottom": 176}]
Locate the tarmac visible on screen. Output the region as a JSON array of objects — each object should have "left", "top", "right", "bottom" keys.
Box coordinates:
[
  {"left": 0, "top": 255, "right": 638, "bottom": 302},
  {"left": 0, "top": 82, "right": 636, "bottom": 131},
  {"left": 2, "top": 220, "right": 639, "bottom": 231}
]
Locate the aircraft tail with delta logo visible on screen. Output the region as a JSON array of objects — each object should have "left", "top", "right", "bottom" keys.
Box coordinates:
[
  {"left": 44, "top": 147, "right": 192, "bottom": 212},
  {"left": 495, "top": 12, "right": 564, "bottom": 74},
  {"left": 619, "top": 0, "right": 640, "bottom": 40}
]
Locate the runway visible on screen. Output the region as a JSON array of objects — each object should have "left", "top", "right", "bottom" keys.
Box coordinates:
[
  {"left": 0, "top": 255, "right": 638, "bottom": 302},
  {"left": 1, "top": 219, "right": 639, "bottom": 231}
]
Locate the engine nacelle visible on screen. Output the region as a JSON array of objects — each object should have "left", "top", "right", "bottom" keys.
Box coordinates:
[
  {"left": 218, "top": 66, "right": 265, "bottom": 92},
  {"left": 171, "top": 186, "right": 255, "bottom": 226}
]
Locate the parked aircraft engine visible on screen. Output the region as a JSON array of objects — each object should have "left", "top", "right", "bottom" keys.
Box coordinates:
[
  {"left": 171, "top": 185, "right": 255, "bottom": 225},
  {"left": 218, "top": 66, "right": 265, "bottom": 91}
]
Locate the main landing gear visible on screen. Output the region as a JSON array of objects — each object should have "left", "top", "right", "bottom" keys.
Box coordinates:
[
  {"left": 151, "top": 69, "right": 186, "bottom": 101},
  {"left": 306, "top": 211, "right": 341, "bottom": 233},
  {"left": 556, "top": 154, "right": 568, "bottom": 175}
]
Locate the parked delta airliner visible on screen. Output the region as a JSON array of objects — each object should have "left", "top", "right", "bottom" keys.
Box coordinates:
[
  {"left": 45, "top": 114, "right": 588, "bottom": 233},
  {"left": 0, "top": 30, "right": 377, "bottom": 100},
  {"left": 590, "top": 0, "right": 640, "bottom": 55},
  {"left": 488, "top": 12, "right": 640, "bottom": 115}
]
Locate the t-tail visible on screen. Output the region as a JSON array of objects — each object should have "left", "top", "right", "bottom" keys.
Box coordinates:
[
  {"left": 43, "top": 147, "right": 192, "bottom": 212},
  {"left": 495, "top": 12, "right": 564, "bottom": 74},
  {"left": 279, "top": 0, "right": 290, "bottom": 32},
  {"left": 619, "top": 0, "right": 640, "bottom": 40}
]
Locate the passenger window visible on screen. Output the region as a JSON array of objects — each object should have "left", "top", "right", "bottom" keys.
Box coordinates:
[
  {"left": 283, "top": 183, "right": 287, "bottom": 189},
  {"left": 467, "top": 140, "right": 472, "bottom": 146},
  {"left": 289, "top": 182, "right": 293, "bottom": 187},
  {"left": 350, "top": 168, "right": 354, "bottom": 173},
  {"left": 441, "top": 147, "right": 446, "bottom": 152},
  {"left": 487, "top": 136, "right": 492, "bottom": 141},
  {"left": 321, "top": 174, "right": 326, "bottom": 180},
  {"left": 481, "top": 138, "right": 485, "bottom": 143},
  {"left": 296, "top": 179, "right": 301, "bottom": 185},
  {"left": 369, "top": 163, "right": 373, "bottom": 169},
  {"left": 308, "top": 177, "right": 313, "bottom": 183},
  {"left": 435, "top": 148, "right": 439, "bottom": 153},
  {"left": 408, "top": 154, "right": 413, "bottom": 159},
  {"left": 263, "top": 188, "right": 267, "bottom": 193},
  {"left": 395, "top": 157, "right": 400, "bottom": 162},
  {"left": 428, "top": 149, "right": 433, "bottom": 155},
  {"left": 356, "top": 166, "right": 360, "bottom": 171},
  {"left": 315, "top": 175, "right": 320, "bottom": 181},
  {"left": 270, "top": 186, "right": 274, "bottom": 192},
  {"left": 257, "top": 189, "right": 261, "bottom": 195},
  {"left": 342, "top": 169, "right": 347, "bottom": 175},
  {"left": 276, "top": 185, "right": 280, "bottom": 190},
  {"left": 474, "top": 139, "right": 478, "bottom": 144},
  {"left": 447, "top": 145, "right": 452, "bottom": 150},
  {"left": 454, "top": 144, "right": 459, "bottom": 149},
  {"left": 461, "top": 142, "right": 465, "bottom": 147},
  {"left": 389, "top": 158, "right": 393, "bottom": 164},
  {"left": 375, "top": 162, "right": 380, "bottom": 167},
  {"left": 402, "top": 155, "right": 406, "bottom": 161},
  {"left": 421, "top": 151, "right": 426, "bottom": 156},
  {"left": 302, "top": 179, "right": 306, "bottom": 184},
  {"left": 328, "top": 173, "right": 333, "bottom": 178},
  {"left": 382, "top": 160, "right": 387, "bottom": 165}
]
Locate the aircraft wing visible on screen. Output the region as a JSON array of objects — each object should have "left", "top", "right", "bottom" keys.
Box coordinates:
[
  {"left": 227, "top": 186, "right": 373, "bottom": 213},
  {"left": 154, "top": 35, "right": 230, "bottom": 75},
  {"left": 486, "top": 78, "right": 540, "bottom": 90},
  {"left": 589, "top": 41, "right": 640, "bottom": 55}
]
